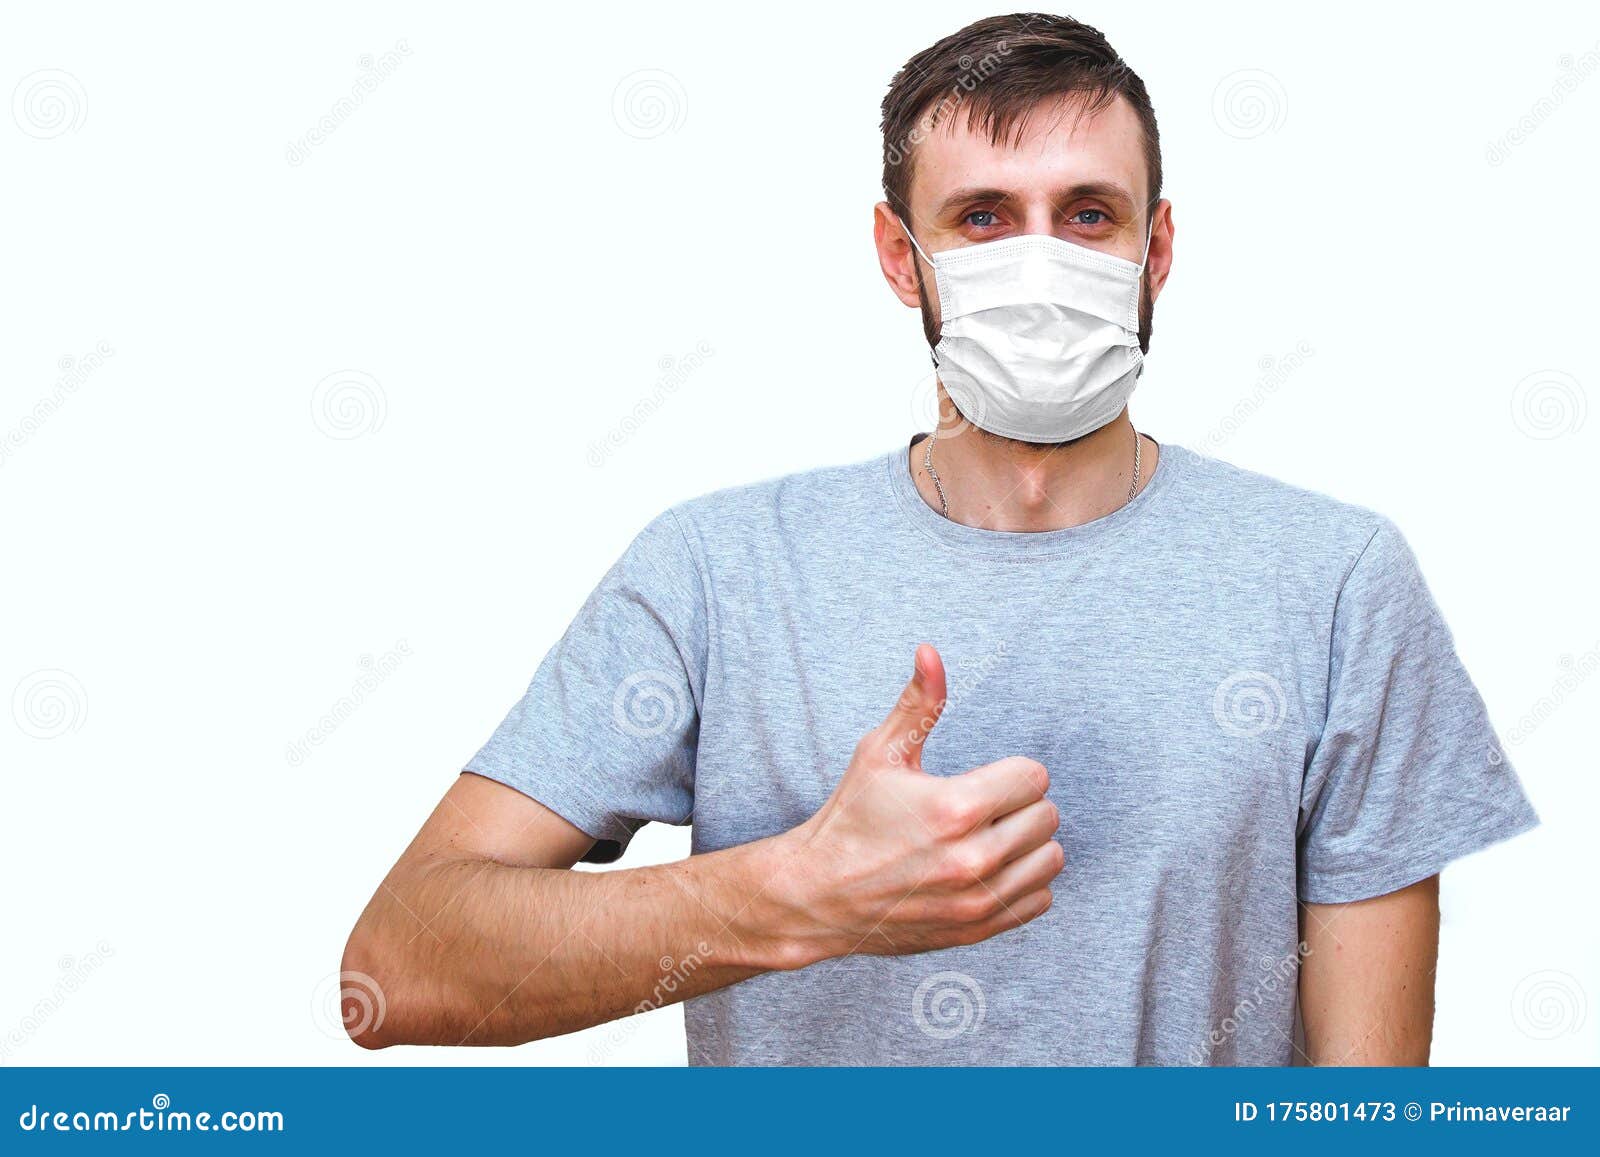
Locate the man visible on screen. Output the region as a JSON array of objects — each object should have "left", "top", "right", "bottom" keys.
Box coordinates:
[{"left": 343, "top": 13, "right": 1536, "bottom": 1065}]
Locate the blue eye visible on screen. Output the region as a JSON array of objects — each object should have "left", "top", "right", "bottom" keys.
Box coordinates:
[
  {"left": 965, "top": 210, "right": 998, "bottom": 228},
  {"left": 1075, "top": 209, "right": 1106, "bottom": 225}
]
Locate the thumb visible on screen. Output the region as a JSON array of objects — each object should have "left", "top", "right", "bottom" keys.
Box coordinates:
[{"left": 876, "top": 644, "right": 948, "bottom": 770}]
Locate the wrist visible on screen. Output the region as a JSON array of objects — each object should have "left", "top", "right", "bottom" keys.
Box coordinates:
[{"left": 716, "top": 824, "right": 834, "bottom": 973}]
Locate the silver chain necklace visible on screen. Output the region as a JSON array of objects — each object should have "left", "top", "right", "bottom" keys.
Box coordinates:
[{"left": 923, "top": 425, "right": 1141, "bottom": 520}]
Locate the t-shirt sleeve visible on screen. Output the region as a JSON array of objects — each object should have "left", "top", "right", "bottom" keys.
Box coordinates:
[
  {"left": 1296, "top": 518, "right": 1538, "bottom": 904},
  {"left": 464, "top": 510, "right": 706, "bottom": 863}
]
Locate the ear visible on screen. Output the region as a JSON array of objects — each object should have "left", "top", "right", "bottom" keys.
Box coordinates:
[
  {"left": 1144, "top": 199, "right": 1176, "bottom": 303},
  {"left": 873, "top": 201, "right": 924, "bottom": 309}
]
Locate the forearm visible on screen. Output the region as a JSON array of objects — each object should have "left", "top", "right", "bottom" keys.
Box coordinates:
[{"left": 344, "top": 833, "right": 808, "bottom": 1047}]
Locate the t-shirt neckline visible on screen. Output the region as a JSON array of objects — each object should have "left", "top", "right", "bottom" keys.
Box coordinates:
[{"left": 885, "top": 433, "right": 1187, "bottom": 559}]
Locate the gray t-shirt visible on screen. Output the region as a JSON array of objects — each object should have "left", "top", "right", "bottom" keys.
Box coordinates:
[{"left": 467, "top": 439, "right": 1537, "bottom": 1065}]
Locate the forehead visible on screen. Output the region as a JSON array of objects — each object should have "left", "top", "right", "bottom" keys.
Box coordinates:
[{"left": 907, "top": 93, "right": 1148, "bottom": 214}]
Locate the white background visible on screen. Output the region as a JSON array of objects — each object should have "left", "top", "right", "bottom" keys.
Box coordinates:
[{"left": 2, "top": 0, "right": 1596, "bottom": 1067}]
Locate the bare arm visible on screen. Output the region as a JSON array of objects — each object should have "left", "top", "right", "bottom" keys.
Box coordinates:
[
  {"left": 341, "top": 772, "right": 787, "bottom": 1046},
  {"left": 1298, "top": 874, "right": 1439, "bottom": 1065},
  {"left": 342, "top": 645, "right": 1063, "bottom": 1048}
]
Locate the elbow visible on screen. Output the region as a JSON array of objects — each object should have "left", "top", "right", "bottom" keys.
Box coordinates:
[
  {"left": 339, "top": 922, "right": 495, "bottom": 1050},
  {"left": 337, "top": 930, "right": 393, "bottom": 1049},
  {"left": 340, "top": 864, "right": 454, "bottom": 1050}
]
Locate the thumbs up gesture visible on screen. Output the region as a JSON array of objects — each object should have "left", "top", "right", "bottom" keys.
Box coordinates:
[{"left": 775, "top": 644, "right": 1064, "bottom": 963}]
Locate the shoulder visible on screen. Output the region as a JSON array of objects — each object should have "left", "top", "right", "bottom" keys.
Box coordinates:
[
  {"left": 662, "top": 451, "right": 892, "bottom": 553},
  {"left": 1160, "top": 443, "right": 1406, "bottom": 584}
]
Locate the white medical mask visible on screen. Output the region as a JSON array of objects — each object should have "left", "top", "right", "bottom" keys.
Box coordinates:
[{"left": 903, "top": 221, "right": 1153, "bottom": 444}]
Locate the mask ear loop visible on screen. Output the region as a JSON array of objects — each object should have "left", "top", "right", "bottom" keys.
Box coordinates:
[
  {"left": 897, "top": 216, "right": 934, "bottom": 266},
  {"left": 897, "top": 217, "right": 942, "bottom": 369},
  {"left": 1130, "top": 216, "right": 1156, "bottom": 373}
]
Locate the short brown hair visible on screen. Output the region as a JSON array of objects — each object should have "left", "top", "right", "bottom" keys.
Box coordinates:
[{"left": 880, "top": 13, "right": 1161, "bottom": 224}]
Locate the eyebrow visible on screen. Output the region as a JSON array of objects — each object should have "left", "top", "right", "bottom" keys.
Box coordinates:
[{"left": 933, "top": 181, "right": 1139, "bottom": 221}]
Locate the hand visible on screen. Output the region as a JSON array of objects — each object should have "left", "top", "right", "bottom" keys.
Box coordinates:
[{"left": 772, "top": 643, "right": 1063, "bottom": 966}]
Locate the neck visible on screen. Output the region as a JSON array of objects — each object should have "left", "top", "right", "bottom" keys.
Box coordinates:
[{"left": 914, "top": 403, "right": 1154, "bottom": 532}]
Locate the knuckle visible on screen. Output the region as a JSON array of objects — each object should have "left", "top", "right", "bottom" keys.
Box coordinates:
[
  {"left": 934, "top": 857, "right": 966, "bottom": 889},
  {"left": 931, "top": 849, "right": 975, "bottom": 887},
  {"left": 954, "top": 788, "right": 990, "bottom": 831},
  {"left": 948, "top": 891, "right": 999, "bottom": 924},
  {"left": 948, "top": 845, "right": 991, "bottom": 881},
  {"left": 929, "top": 792, "right": 979, "bottom": 837}
]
